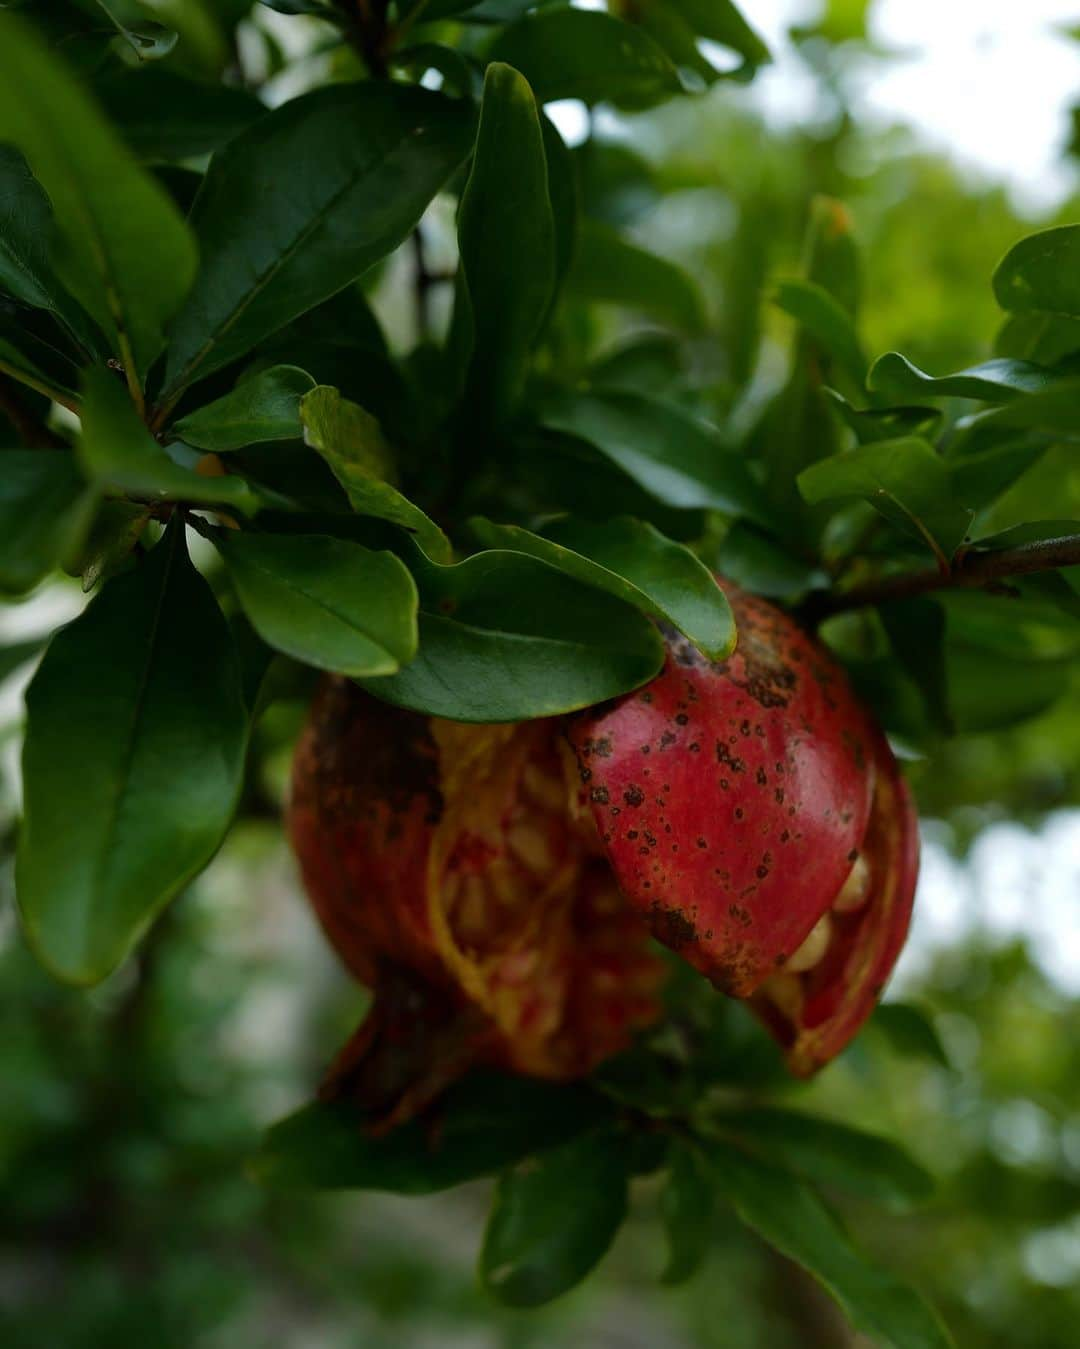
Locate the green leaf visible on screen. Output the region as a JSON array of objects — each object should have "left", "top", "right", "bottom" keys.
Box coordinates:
[
  {"left": 16, "top": 524, "right": 248, "bottom": 985},
  {"left": 949, "top": 378, "right": 1080, "bottom": 456},
  {"left": 879, "top": 596, "right": 952, "bottom": 736},
  {"left": 665, "top": 0, "right": 770, "bottom": 74},
  {"left": 993, "top": 224, "right": 1080, "bottom": 318},
  {"left": 968, "top": 520, "right": 1080, "bottom": 552},
  {"left": 712, "top": 1108, "right": 934, "bottom": 1211},
  {"left": 471, "top": 514, "right": 735, "bottom": 660},
  {"left": 0, "top": 12, "right": 196, "bottom": 384},
  {"left": 661, "top": 1141, "right": 715, "bottom": 1284},
  {"left": 869, "top": 352, "right": 1065, "bottom": 402},
  {"left": 798, "top": 437, "right": 972, "bottom": 564},
  {"left": 95, "top": 67, "right": 265, "bottom": 161},
  {"left": 542, "top": 391, "right": 768, "bottom": 522},
  {"left": 78, "top": 367, "right": 258, "bottom": 513},
  {"left": 0, "top": 452, "right": 96, "bottom": 597},
  {"left": 252, "top": 1072, "right": 614, "bottom": 1193},
  {"left": 995, "top": 312, "right": 1080, "bottom": 365},
  {"left": 489, "top": 11, "right": 683, "bottom": 107},
  {"left": 803, "top": 195, "right": 859, "bottom": 319},
  {"left": 90, "top": 0, "right": 177, "bottom": 60},
  {"left": 946, "top": 637, "right": 1070, "bottom": 733},
  {"left": 870, "top": 1003, "right": 950, "bottom": 1069},
  {"left": 299, "top": 385, "right": 452, "bottom": 562},
  {"left": 565, "top": 220, "right": 704, "bottom": 331},
  {"left": 774, "top": 278, "right": 867, "bottom": 386},
  {"left": 708, "top": 1148, "right": 952, "bottom": 1349},
  {"left": 171, "top": 366, "right": 315, "bottom": 452},
  {"left": 160, "top": 84, "right": 473, "bottom": 400},
  {"left": 715, "top": 521, "right": 828, "bottom": 598},
  {"left": 540, "top": 110, "right": 578, "bottom": 312},
  {"left": 480, "top": 1130, "right": 631, "bottom": 1307},
  {"left": 212, "top": 530, "right": 417, "bottom": 676},
  {"left": 0, "top": 145, "right": 102, "bottom": 358},
  {"left": 825, "top": 390, "right": 942, "bottom": 446},
  {"left": 452, "top": 63, "right": 556, "bottom": 427},
  {"left": 358, "top": 547, "right": 665, "bottom": 722}
]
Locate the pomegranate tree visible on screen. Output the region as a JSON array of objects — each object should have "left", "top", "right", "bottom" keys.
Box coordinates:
[{"left": 289, "top": 581, "right": 918, "bottom": 1119}]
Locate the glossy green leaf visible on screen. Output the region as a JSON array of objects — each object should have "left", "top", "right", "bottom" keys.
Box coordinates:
[
  {"left": 712, "top": 1108, "right": 934, "bottom": 1211},
  {"left": 172, "top": 366, "right": 315, "bottom": 452},
  {"left": 359, "top": 547, "right": 665, "bottom": 722},
  {"left": 708, "top": 1148, "right": 952, "bottom": 1349},
  {"left": 565, "top": 220, "right": 704, "bottom": 331},
  {"left": 774, "top": 278, "right": 867, "bottom": 386},
  {"left": 471, "top": 514, "right": 735, "bottom": 659},
  {"left": 0, "top": 12, "right": 196, "bottom": 383},
  {"left": 299, "top": 385, "right": 452, "bottom": 562},
  {"left": 869, "top": 352, "right": 1065, "bottom": 402},
  {"left": 489, "top": 10, "right": 683, "bottom": 108},
  {"left": 661, "top": 1142, "right": 715, "bottom": 1285},
  {"left": 798, "top": 437, "right": 972, "bottom": 564},
  {"left": 542, "top": 391, "right": 768, "bottom": 522},
  {"left": 17, "top": 524, "right": 248, "bottom": 984},
  {"left": 160, "top": 84, "right": 473, "bottom": 400},
  {"left": 212, "top": 530, "right": 417, "bottom": 676},
  {"left": 0, "top": 146, "right": 102, "bottom": 358},
  {"left": 993, "top": 224, "right": 1080, "bottom": 318},
  {"left": 252, "top": 1072, "right": 614, "bottom": 1192},
  {"left": 870, "top": 1003, "right": 951, "bottom": 1069},
  {"left": 453, "top": 63, "right": 556, "bottom": 427},
  {"left": 480, "top": 1130, "right": 631, "bottom": 1307},
  {"left": 95, "top": 67, "right": 265, "bottom": 161},
  {"left": 78, "top": 367, "right": 258, "bottom": 513},
  {"left": 0, "top": 452, "right": 96, "bottom": 597}
]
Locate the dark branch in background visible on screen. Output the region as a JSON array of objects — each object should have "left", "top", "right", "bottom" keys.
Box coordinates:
[
  {"left": 345, "top": 0, "right": 390, "bottom": 78},
  {"left": 803, "top": 534, "right": 1080, "bottom": 621},
  {"left": 410, "top": 227, "right": 455, "bottom": 343}
]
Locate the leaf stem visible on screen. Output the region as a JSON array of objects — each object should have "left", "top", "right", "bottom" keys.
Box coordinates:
[{"left": 803, "top": 535, "right": 1080, "bottom": 621}]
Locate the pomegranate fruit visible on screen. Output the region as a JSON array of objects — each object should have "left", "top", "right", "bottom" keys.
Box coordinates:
[
  {"left": 288, "top": 580, "right": 918, "bottom": 1121},
  {"left": 288, "top": 678, "right": 665, "bottom": 1128}
]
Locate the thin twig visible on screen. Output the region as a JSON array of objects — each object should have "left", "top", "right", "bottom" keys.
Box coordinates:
[{"left": 803, "top": 535, "right": 1080, "bottom": 621}]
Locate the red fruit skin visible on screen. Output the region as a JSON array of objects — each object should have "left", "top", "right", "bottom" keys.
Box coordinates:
[
  {"left": 288, "top": 677, "right": 663, "bottom": 1126},
  {"left": 568, "top": 581, "right": 918, "bottom": 1074}
]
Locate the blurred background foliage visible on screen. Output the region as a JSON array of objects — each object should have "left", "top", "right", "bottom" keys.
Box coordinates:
[{"left": 3, "top": 0, "right": 1080, "bottom": 1345}]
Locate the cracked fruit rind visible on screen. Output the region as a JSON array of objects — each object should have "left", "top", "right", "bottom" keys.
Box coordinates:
[{"left": 288, "top": 677, "right": 664, "bottom": 1127}]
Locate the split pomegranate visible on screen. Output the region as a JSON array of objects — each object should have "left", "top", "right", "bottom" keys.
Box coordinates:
[{"left": 288, "top": 580, "right": 918, "bottom": 1121}]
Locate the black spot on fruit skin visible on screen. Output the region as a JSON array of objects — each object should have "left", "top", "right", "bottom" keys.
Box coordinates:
[
  {"left": 623, "top": 785, "right": 645, "bottom": 808},
  {"left": 590, "top": 785, "right": 609, "bottom": 805},
  {"left": 649, "top": 902, "right": 698, "bottom": 950}
]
